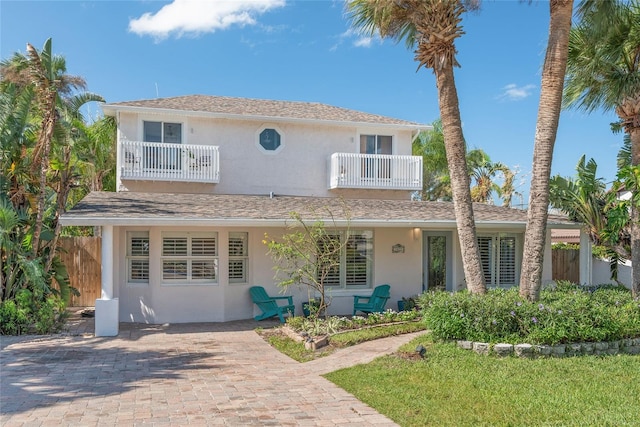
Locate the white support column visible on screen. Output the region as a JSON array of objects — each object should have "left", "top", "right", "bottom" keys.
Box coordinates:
[
  {"left": 579, "top": 230, "right": 593, "bottom": 286},
  {"left": 95, "top": 225, "right": 119, "bottom": 336}
]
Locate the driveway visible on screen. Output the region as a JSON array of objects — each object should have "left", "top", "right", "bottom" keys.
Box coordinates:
[{"left": 1, "top": 314, "right": 424, "bottom": 426}]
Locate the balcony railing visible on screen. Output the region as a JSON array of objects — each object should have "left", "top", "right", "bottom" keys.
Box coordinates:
[
  {"left": 120, "top": 140, "right": 220, "bottom": 183},
  {"left": 329, "top": 153, "right": 422, "bottom": 190}
]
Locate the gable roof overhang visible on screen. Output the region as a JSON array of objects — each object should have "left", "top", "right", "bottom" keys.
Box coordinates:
[
  {"left": 101, "top": 95, "right": 430, "bottom": 136},
  {"left": 60, "top": 192, "right": 581, "bottom": 230}
]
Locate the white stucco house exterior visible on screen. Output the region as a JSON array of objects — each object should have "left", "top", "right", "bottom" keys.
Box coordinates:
[{"left": 61, "top": 95, "right": 585, "bottom": 336}]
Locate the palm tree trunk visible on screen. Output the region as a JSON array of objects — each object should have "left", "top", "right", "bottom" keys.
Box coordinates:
[
  {"left": 435, "top": 65, "right": 486, "bottom": 294},
  {"left": 629, "top": 127, "right": 640, "bottom": 299},
  {"left": 520, "top": 0, "right": 573, "bottom": 301},
  {"left": 31, "top": 90, "right": 57, "bottom": 257},
  {"left": 45, "top": 145, "right": 72, "bottom": 273}
]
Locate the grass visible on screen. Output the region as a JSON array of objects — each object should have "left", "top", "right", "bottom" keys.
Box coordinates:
[
  {"left": 259, "top": 320, "right": 427, "bottom": 362},
  {"left": 325, "top": 334, "right": 640, "bottom": 427}
]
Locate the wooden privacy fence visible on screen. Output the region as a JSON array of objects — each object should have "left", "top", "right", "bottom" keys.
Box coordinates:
[
  {"left": 59, "top": 236, "right": 101, "bottom": 307},
  {"left": 552, "top": 248, "right": 580, "bottom": 284}
]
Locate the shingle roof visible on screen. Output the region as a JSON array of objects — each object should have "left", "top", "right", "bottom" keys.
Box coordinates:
[
  {"left": 102, "top": 95, "right": 425, "bottom": 127},
  {"left": 61, "top": 191, "right": 579, "bottom": 228}
]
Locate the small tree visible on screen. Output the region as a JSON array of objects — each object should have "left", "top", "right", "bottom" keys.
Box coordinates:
[{"left": 264, "top": 206, "right": 350, "bottom": 318}]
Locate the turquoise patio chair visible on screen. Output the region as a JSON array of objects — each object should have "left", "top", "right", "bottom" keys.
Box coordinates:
[
  {"left": 353, "top": 284, "right": 391, "bottom": 316},
  {"left": 249, "top": 286, "right": 295, "bottom": 323}
]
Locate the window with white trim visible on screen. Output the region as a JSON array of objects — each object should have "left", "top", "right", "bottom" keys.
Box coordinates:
[
  {"left": 320, "top": 230, "right": 373, "bottom": 289},
  {"left": 143, "top": 121, "right": 182, "bottom": 170},
  {"left": 360, "top": 135, "right": 392, "bottom": 179},
  {"left": 255, "top": 125, "right": 285, "bottom": 154},
  {"left": 127, "top": 231, "right": 149, "bottom": 284},
  {"left": 477, "top": 234, "right": 518, "bottom": 287},
  {"left": 228, "top": 232, "right": 248, "bottom": 283},
  {"left": 161, "top": 232, "right": 218, "bottom": 284}
]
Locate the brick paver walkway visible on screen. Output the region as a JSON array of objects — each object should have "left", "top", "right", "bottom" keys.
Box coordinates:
[{"left": 1, "top": 312, "right": 425, "bottom": 426}]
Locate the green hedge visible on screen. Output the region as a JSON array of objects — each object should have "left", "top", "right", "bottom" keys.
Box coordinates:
[{"left": 420, "top": 282, "right": 640, "bottom": 345}]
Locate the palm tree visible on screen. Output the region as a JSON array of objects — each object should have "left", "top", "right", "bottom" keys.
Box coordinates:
[
  {"left": 563, "top": 0, "right": 640, "bottom": 298},
  {"left": 347, "top": 0, "right": 486, "bottom": 294},
  {"left": 519, "top": 0, "right": 574, "bottom": 301},
  {"left": 549, "top": 156, "right": 607, "bottom": 244},
  {"left": 0, "top": 38, "right": 96, "bottom": 256},
  {"left": 469, "top": 159, "right": 510, "bottom": 204},
  {"left": 413, "top": 120, "right": 451, "bottom": 201}
]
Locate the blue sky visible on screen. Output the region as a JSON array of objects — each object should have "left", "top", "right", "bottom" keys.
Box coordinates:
[{"left": 1, "top": 0, "right": 621, "bottom": 206}]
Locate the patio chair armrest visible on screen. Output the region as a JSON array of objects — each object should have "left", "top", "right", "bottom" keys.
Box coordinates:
[
  {"left": 353, "top": 295, "right": 370, "bottom": 304},
  {"left": 272, "top": 296, "right": 293, "bottom": 304}
]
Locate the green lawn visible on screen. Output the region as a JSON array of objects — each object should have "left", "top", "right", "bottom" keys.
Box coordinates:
[{"left": 325, "top": 334, "right": 640, "bottom": 427}]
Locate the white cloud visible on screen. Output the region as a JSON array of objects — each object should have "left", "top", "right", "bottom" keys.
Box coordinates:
[
  {"left": 330, "top": 28, "right": 378, "bottom": 51},
  {"left": 497, "top": 83, "right": 536, "bottom": 101},
  {"left": 353, "top": 36, "right": 373, "bottom": 48},
  {"left": 129, "top": 0, "right": 286, "bottom": 40}
]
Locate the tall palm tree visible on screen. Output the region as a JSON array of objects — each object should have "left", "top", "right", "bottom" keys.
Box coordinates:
[
  {"left": 563, "top": 0, "right": 640, "bottom": 298},
  {"left": 0, "top": 38, "right": 94, "bottom": 256},
  {"left": 519, "top": 0, "right": 574, "bottom": 301},
  {"left": 348, "top": 0, "right": 486, "bottom": 294}
]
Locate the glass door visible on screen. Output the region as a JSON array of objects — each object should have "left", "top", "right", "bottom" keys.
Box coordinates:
[
  {"left": 423, "top": 231, "right": 452, "bottom": 292},
  {"left": 143, "top": 121, "right": 182, "bottom": 170},
  {"left": 360, "top": 135, "right": 392, "bottom": 179}
]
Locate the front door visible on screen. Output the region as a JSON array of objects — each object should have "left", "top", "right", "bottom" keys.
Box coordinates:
[{"left": 423, "top": 231, "right": 452, "bottom": 292}]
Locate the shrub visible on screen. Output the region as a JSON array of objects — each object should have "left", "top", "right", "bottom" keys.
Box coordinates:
[
  {"left": 420, "top": 284, "right": 640, "bottom": 345},
  {"left": 0, "top": 289, "right": 68, "bottom": 335},
  {"left": 286, "top": 309, "right": 422, "bottom": 337}
]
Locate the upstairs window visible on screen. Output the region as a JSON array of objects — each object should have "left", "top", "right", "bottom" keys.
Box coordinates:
[
  {"left": 142, "top": 121, "right": 182, "bottom": 170},
  {"left": 360, "top": 135, "right": 392, "bottom": 179},
  {"left": 256, "top": 125, "right": 285, "bottom": 154},
  {"left": 143, "top": 121, "right": 182, "bottom": 144}
]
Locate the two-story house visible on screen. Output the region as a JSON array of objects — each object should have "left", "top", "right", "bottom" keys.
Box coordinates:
[{"left": 61, "top": 95, "right": 586, "bottom": 336}]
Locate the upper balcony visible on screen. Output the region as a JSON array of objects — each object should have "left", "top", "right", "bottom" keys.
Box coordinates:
[
  {"left": 329, "top": 153, "right": 423, "bottom": 191},
  {"left": 120, "top": 140, "right": 220, "bottom": 183}
]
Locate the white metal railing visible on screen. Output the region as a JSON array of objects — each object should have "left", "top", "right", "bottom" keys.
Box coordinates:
[
  {"left": 120, "top": 140, "right": 220, "bottom": 183},
  {"left": 329, "top": 153, "right": 422, "bottom": 190}
]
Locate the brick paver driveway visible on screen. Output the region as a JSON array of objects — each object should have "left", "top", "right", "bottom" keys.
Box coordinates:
[{"left": 1, "top": 318, "right": 421, "bottom": 426}]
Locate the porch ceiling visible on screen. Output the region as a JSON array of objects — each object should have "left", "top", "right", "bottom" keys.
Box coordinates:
[{"left": 60, "top": 191, "right": 580, "bottom": 229}]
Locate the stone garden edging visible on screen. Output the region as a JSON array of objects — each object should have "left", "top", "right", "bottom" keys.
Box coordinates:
[{"left": 457, "top": 338, "right": 640, "bottom": 358}]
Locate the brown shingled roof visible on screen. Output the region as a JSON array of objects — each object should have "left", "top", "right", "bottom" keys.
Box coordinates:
[
  {"left": 61, "top": 192, "right": 579, "bottom": 228},
  {"left": 102, "top": 95, "right": 424, "bottom": 127}
]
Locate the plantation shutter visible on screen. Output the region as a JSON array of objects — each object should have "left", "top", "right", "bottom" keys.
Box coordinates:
[
  {"left": 128, "top": 232, "right": 149, "bottom": 283},
  {"left": 161, "top": 233, "right": 218, "bottom": 282},
  {"left": 191, "top": 237, "right": 217, "bottom": 280},
  {"left": 477, "top": 236, "right": 494, "bottom": 286},
  {"left": 498, "top": 236, "right": 517, "bottom": 285},
  {"left": 163, "top": 237, "right": 188, "bottom": 256},
  {"left": 229, "top": 232, "right": 248, "bottom": 283},
  {"left": 345, "top": 233, "right": 370, "bottom": 288},
  {"left": 319, "top": 234, "right": 341, "bottom": 287}
]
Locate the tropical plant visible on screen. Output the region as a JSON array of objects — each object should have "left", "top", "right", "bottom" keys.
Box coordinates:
[
  {"left": 562, "top": 0, "right": 640, "bottom": 298},
  {"left": 0, "top": 39, "right": 100, "bottom": 332},
  {"left": 519, "top": 0, "right": 574, "bottom": 301},
  {"left": 549, "top": 155, "right": 607, "bottom": 244},
  {"left": 347, "top": 0, "right": 486, "bottom": 294},
  {"left": 0, "top": 38, "right": 103, "bottom": 255},
  {"left": 264, "top": 205, "right": 351, "bottom": 318}
]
